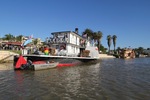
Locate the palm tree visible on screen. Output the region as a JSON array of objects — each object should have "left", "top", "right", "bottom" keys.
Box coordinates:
[
  {"left": 82, "top": 28, "right": 93, "bottom": 44},
  {"left": 97, "top": 31, "right": 103, "bottom": 52},
  {"left": 92, "top": 32, "right": 97, "bottom": 46},
  {"left": 107, "top": 35, "right": 112, "bottom": 54},
  {"left": 112, "top": 35, "right": 117, "bottom": 52},
  {"left": 82, "top": 28, "right": 93, "bottom": 37}
]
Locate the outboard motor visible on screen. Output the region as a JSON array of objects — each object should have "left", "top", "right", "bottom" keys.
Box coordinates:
[{"left": 20, "top": 60, "right": 33, "bottom": 70}]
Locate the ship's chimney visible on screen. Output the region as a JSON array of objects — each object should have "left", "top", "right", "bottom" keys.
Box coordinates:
[{"left": 75, "top": 28, "right": 78, "bottom": 34}]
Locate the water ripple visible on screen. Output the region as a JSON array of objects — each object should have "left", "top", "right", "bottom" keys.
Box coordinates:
[{"left": 0, "top": 58, "right": 150, "bottom": 100}]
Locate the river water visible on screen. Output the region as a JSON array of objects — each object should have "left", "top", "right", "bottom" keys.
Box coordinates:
[{"left": 0, "top": 58, "right": 150, "bottom": 100}]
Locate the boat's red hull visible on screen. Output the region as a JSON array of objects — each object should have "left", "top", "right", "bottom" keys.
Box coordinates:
[
  {"left": 13, "top": 55, "right": 99, "bottom": 70},
  {"left": 57, "top": 62, "right": 81, "bottom": 67},
  {"left": 32, "top": 61, "right": 80, "bottom": 67}
]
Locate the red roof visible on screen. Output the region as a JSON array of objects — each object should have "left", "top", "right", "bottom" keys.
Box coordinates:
[{"left": 3, "top": 42, "right": 22, "bottom": 46}]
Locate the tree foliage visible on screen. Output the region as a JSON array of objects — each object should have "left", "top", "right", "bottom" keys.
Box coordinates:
[
  {"left": 82, "top": 28, "right": 103, "bottom": 52},
  {"left": 112, "top": 35, "right": 117, "bottom": 51},
  {"left": 107, "top": 35, "right": 112, "bottom": 53},
  {"left": 3, "top": 33, "right": 15, "bottom": 41},
  {"left": 16, "top": 35, "right": 23, "bottom": 42},
  {"left": 33, "top": 38, "right": 39, "bottom": 45}
]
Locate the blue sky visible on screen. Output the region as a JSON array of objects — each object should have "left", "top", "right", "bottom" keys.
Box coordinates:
[{"left": 0, "top": 0, "right": 150, "bottom": 49}]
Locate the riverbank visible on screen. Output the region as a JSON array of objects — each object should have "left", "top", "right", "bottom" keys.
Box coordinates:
[
  {"left": 0, "top": 63, "right": 13, "bottom": 70},
  {"left": 0, "top": 50, "right": 18, "bottom": 63},
  {"left": 99, "top": 54, "right": 115, "bottom": 59}
]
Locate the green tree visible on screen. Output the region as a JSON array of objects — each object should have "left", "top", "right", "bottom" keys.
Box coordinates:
[
  {"left": 92, "top": 32, "right": 97, "bottom": 46},
  {"left": 82, "top": 28, "right": 93, "bottom": 44},
  {"left": 97, "top": 31, "right": 103, "bottom": 52},
  {"left": 99, "top": 44, "right": 107, "bottom": 53},
  {"left": 4, "top": 33, "right": 15, "bottom": 41},
  {"left": 147, "top": 48, "right": 150, "bottom": 50},
  {"left": 33, "top": 38, "right": 38, "bottom": 45},
  {"left": 16, "top": 35, "right": 23, "bottom": 42},
  {"left": 92, "top": 31, "right": 103, "bottom": 51},
  {"left": 138, "top": 47, "right": 144, "bottom": 54},
  {"left": 33, "top": 38, "right": 41, "bottom": 47},
  {"left": 82, "top": 29, "right": 103, "bottom": 51},
  {"left": 112, "top": 35, "right": 117, "bottom": 52},
  {"left": 107, "top": 35, "right": 112, "bottom": 54},
  {"left": 116, "top": 47, "right": 121, "bottom": 51}
]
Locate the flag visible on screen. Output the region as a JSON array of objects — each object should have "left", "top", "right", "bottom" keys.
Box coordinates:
[
  {"left": 22, "top": 39, "right": 32, "bottom": 46},
  {"left": 22, "top": 35, "right": 33, "bottom": 46},
  {"left": 29, "top": 34, "right": 33, "bottom": 39},
  {"left": 82, "top": 34, "right": 87, "bottom": 38}
]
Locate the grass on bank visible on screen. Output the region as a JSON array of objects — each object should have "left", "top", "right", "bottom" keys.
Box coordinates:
[{"left": 9, "top": 50, "right": 21, "bottom": 54}]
